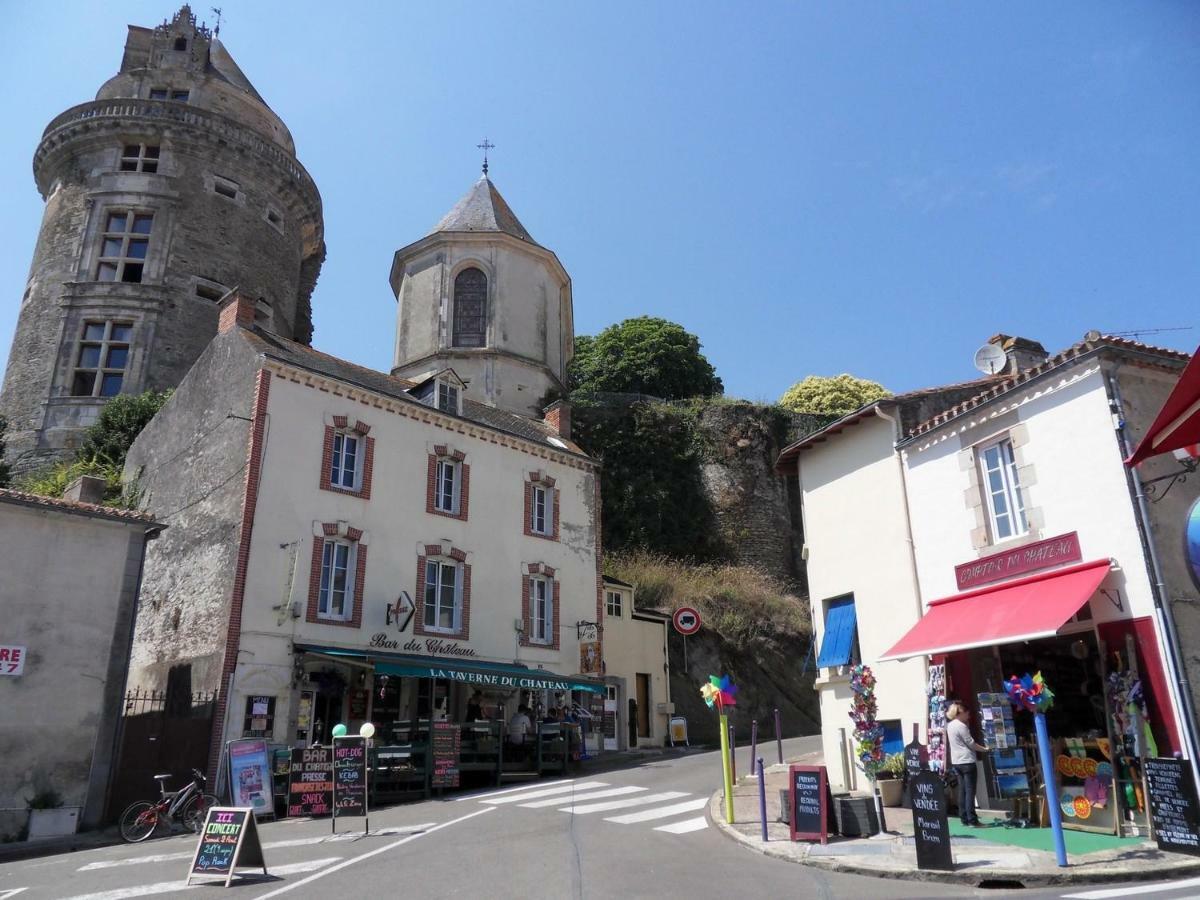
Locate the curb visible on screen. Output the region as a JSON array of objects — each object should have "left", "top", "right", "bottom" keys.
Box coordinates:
[
  {"left": 0, "top": 829, "right": 122, "bottom": 864},
  {"left": 707, "top": 791, "right": 1200, "bottom": 888}
]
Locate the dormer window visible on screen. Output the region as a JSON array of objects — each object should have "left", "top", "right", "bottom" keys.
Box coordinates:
[{"left": 438, "top": 381, "right": 460, "bottom": 415}]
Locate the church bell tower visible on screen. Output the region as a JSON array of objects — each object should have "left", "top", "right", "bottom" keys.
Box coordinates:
[{"left": 389, "top": 165, "right": 573, "bottom": 420}]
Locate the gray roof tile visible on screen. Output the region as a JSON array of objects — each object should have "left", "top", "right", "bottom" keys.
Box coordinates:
[{"left": 431, "top": 176, "right": 536, "bottom": 245}]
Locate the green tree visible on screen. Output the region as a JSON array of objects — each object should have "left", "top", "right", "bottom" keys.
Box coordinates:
[
  {"left": 76, "top": 389, "right": 172, "bottom": 468},
  {"left": 570, "top": 317, "right": 722, "bottom": 400},
  {"left": 0, "top": 416, "right": 11, "bottom": 489},
  {"left": 778, "top": 374, "right": 890, "bottom": 416}
]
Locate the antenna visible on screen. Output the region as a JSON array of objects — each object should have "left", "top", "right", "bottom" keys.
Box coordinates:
[
  {"left": 973, "top": 343, "right": 1007, "bottom": 376},
  {"left": 1103, "top": 326, "right": 1192, "bottom": 341}
]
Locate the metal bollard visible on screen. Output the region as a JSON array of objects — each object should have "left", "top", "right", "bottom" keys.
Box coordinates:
[
  {"left": 758, "top": 757, "right": 768, "bottom": 841},
  {"left": 729, "top": 721, "right": 736, "bottom": 780},
  {"left": 774, "top": 708, "right": 783, "bottom": 765},
  {"left": 749, "top": 719, "right": 758, "bottom": 777}
]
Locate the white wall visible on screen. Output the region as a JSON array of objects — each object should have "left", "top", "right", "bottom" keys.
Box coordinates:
[
  {"left": 798, "top": 413, "right": 929, "bottom": 792},
  {"left": 224, "top": 366, "right": 600, "bottom": 745},
  {"left": 902, "top": 364, "right": 1157, "bottom": 624},
  {"left": 603, "top": 589, "right": 669, "bottom": 746}
]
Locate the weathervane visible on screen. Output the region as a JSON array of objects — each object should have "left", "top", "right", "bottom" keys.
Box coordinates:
[
  {"left": 477, "top": 138, "right": 495, "bottom": 176},
  {"left": 211, "top": 7, "right": 222, "bottom": 38}
]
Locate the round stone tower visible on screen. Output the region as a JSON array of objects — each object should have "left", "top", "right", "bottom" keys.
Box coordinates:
[
  {"left": 0, "top": 5, "right": 324, "bottom": 473},
  {"left": 389, "top": 172, "right": 572, "bottom": 419}
]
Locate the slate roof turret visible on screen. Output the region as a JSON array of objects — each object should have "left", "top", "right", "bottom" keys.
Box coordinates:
[{"left": 431, "top": 176, "right": 537, "bottom": 245}]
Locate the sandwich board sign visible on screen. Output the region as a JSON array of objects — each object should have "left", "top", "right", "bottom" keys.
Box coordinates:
[
  {"left": 186, "top": 807, "right": 267, "bottom": 886},
  {"left": 332, "top": 735, "right": 369, "bottom": 833},
  {"left": 788, "top": 764, "right": 832, "bottom": 844}
]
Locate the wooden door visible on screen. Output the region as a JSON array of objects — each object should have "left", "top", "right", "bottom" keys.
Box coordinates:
[{"left": 636, "top": 674, "right": 651, "bottom": 738}]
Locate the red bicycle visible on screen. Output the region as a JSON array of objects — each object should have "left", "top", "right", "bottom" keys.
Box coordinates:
[{"left": 118, "top": 769, "right": 218, "bottom": 842}]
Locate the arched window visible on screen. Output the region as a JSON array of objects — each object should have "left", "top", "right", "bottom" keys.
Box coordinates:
[{"left": 452, "top": 267, "right": 487, "bottom": 348}]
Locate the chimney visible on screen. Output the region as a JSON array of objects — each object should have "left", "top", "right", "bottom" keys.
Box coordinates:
[
  {"left": 63, "top": 474, "right": 107, "bottom": 505},
  {"left": 988, "top": 333, "right": 1049, "bottom": 375},
  {"left": 543, "top": 399, "right": 572, "bottom": 441},
  {"left": 218, "top": 288, "right": 256, "bottom": 334}
]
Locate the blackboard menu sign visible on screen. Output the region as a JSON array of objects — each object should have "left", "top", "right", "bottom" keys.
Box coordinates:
[
  {"left": 431, "top": 722, "right": 462, "bottom": 788},
  {"left": 1144, "top": 757, "right": 1200, "bottom": 856},
  {"left": 287, "top": 746, "right": 333, "bottom": 818},
  {"left": 333, "top": 736, "right": 368, "bottom": 822},
  {"left": 904, "top": 737, "right": 928, "bottom": 779},
  {"left": 185, "top": 807, "right": 267, "bottom": 887},
  {"left": 788, "top": 764, "right": 830, "bottom": 844},
  {"left": 909, "top": 771, "right": 953, "bottom": 871}
]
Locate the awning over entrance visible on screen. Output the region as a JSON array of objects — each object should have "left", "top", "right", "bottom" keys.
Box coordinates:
[
  {"left": 879, "top": 558, "right": 1112, "bottom": 661},
  {"left": 296, "top": 644, "right": 606, "bottom": 694},
  {"left": 1127, "top": 343, "right": 1200, "bottom": 466}
]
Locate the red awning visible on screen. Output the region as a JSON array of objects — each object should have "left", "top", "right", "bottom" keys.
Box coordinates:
[
  {"left": 1127, "top": 344, "right": 1200, "bottom": 466},
  {"left": 879, "top": 559, "right": 1112, "bottom": 661}
]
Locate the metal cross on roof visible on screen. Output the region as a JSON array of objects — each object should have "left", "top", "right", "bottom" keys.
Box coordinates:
[{"left": 477, "top": 138, "right": 495, "bottom": 176}]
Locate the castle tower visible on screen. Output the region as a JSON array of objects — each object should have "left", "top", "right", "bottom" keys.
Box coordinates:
[
  {"left": 0, "top": 5, "right": 324, "bottom": 473},
  {"left": 389, "top": 171, "right": 573, "bottom": 419}
]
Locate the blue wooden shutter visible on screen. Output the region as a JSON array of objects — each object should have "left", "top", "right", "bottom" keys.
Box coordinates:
[{"left": 816, "top": 597, "right": 857, "bottom": 668}]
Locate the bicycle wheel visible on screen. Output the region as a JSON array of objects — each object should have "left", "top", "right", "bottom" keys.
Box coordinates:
[
  {"left": 181, "top": 793, "right": 219, "bottom": 833},
  {"left": 119, "top": 801, "right": 161, "bottom": 843}
]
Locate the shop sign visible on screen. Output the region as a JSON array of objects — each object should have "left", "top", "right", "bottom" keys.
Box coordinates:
[
  {"left": 227, "top": 739, "right": 273, "bottom": 819},
  {"left": 954, "top": 532, "right": 1082, "bottom": 590},
  {"left": 579, "top": 641, "right": 601, "bottom": 675},
  {"left": 286, "top": 746, "right": 332, "bottom": 818},
  {"left": 332, "top": 736, "right": 368, "bottom": 821},
  {"left": 1144, "top": 757, "right": 1200, "bottom": 856},
  {"left": 431, "top": 722, "right": 462, "bottom": 788},
  {"left": 0, "top": 645, "right": 25, "bottom": 676},
  {"left": 909, "top": 770, "right": 953, "bottom": 871},
  {"left": 185, "top": 807, "right": 267, "bottom": 887},
  {"left": 367, "top": 633, "right": 478, "bottom": 657},
  {"left": 788, "top": 764, "right": 831, "bottom": 844}
]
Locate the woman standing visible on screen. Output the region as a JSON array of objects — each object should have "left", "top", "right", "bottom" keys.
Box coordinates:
[{"left": 946, "top": 702, "right": 988, "bottom": 826}]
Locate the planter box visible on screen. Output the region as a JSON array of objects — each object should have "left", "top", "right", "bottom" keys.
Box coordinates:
[
  {"left": 27, "top": 807, "right": 80, "bottom": 840},
  {"left": 878, "top": 777, "right": 903, "bottom": 807},
  {"left": 834, "top": 795, "right": 879, "bottom": 837}
]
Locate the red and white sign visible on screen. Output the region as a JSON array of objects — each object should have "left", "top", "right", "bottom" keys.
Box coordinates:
[
  {"left": 0, "top": 645, "right": 26, "bottom": 676},
  {"left": 954, "top": 532, "right": 1082, "bottom": 590},
  {"left": 673, "top": 607, "right": 701, "bottom": 636}
]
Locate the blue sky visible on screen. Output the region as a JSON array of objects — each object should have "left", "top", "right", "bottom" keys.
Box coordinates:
[{"left": 2, "top": 2, "right": 1198, "bottom": 401}]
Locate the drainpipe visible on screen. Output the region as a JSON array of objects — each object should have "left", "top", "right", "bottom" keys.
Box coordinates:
[{"left": 1106, "top": 367, "right": 1200, "bottom": 790}]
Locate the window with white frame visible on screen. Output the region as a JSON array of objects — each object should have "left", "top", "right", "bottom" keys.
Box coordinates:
[
  {"left": 119, "top": 144, "right": 160, "bottom": 173},
  {"left": 72, "top": 321, "right": 132, "bottom": 397},
  {"left": 979, "top": 437, "right": 1028, "bottom": 541},
  {"left": 423, "top": 558, "right": 462, "bottom": 632},
  {"left": 96, "top": 211, "right": 153, "bottom": 283},
  {"left": 318, "top": 540, "right": 355, "bottom": 620},
  {"left": 434, "top": 458, "right": 460, "bottom": 514},
  {"left": 530, "top": 575, "right": 553, "bottom": 643},
  {"left": 606, "top": 590, "right": 622, "bottom": 618},
  {"left": 329, "top": 431, "right": 360, "bottom": 490},
  {"left": 530, "top": 483, "right": 554, "bottom": 535},
  {"left": 437, "top": 381, "right": 460, "bottom": 415}
]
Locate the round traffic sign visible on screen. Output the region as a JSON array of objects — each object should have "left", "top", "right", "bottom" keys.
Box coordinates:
[{"left": 673, "top": 606, "right": 701, "bottom": 636}]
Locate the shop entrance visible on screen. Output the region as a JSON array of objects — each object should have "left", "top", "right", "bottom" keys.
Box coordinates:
[
  {"left": 312, "top": 687, "right": 344, "bottom": 745},
  {"left": 636, "top": 673, "right": 651, "bottom": 739}
]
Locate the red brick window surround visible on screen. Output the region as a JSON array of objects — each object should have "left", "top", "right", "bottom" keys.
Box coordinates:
[
  {"left": 523, "top": 471, "right": 560, "bottom": 541},
  {"left": 520, "top": 563, "right": 560, "bottom": 650},
  {"left": 426, "top": 445, "right": 469, "bottom": 520},
  {"left": 306, "top": 523, "right": 367, "bottom": 629},
  {"left": 319, "top": 416, "right": 374, "bottom": 500},
  {"left": 414, "top": 543, "right": 471, "bottom": 640}
]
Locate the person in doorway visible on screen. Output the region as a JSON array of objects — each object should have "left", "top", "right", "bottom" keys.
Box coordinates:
[
  {"left": 946, "top": 702, "right": 989, "bottom": 826},
  {"left": 508, "top": 704, "right": 532, "bottom": 747},
  {"left": 465, "top": 691, "right": 484, "bottom": 721}
]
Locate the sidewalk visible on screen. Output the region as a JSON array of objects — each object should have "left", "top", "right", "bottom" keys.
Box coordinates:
[{"left": 710, "top": 753, "right": 1200, "bottom": 888}]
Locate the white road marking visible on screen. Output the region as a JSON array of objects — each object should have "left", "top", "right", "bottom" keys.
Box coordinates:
[
  {"left": 561, "top": 791, "right": 690, "bottom": 815},
  {"left": 480, "top": 781, "right": 609, "bottom": 805},
  {"left": 254, "top": 807, "right": 495, "bottom": 898},
  {"left": 519, "top": 786, "right": 645, "bottom": 808},
  {"left": 653, "top": 816, "right": 708, "bottom": 834},
  {"left": 1064, "top": 878, "right": 1200, "bottom": 899},
  {"left": 0, "top": 890, "right": 29, "bottom": 899},
  {"left": 76, "top": 824, "right": 439, "bottom": 871},
  {"left": 605, "top": 797, "right": 710, "bottom": 824},
  {"left": 60, "top": 858, "right": 342, "bottom": 900},
  {"left": 454, "top": 778, "right": 578, "bottom": 801}
]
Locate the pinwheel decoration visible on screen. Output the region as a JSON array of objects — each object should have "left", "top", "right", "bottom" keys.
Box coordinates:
[
  {"left": 1005, "top": 671, "right": 1055, "bottom": 713},
  {"left": 848, "top": 664, "right": 886, "bottom": 778},
  {"left": 700, "top": 674, "right": 738, "bottom": 711}
]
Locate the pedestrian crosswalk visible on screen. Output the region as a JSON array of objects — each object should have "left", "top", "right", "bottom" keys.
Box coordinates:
[{"left": 472, "top": 779, "right": 710, "bottom": 836}]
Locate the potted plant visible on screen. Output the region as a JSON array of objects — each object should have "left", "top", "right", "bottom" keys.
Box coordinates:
[
  {"left": 26, "top": 789, "right": 80, "bottom": 840},
  {"left": 876, "top": 753, "right": 906, "bottom": 807}
]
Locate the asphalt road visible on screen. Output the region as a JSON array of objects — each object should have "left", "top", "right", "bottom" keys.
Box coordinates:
[{"left": 2, "top": 736, "right": 1197, "bottom": 900}]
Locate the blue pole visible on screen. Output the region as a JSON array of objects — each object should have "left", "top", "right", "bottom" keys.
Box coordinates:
[
  {"left": 757, "top": 757, "right": 768, "bottom": 841},
  {"left": 1034, "top": 711, "right": 1068, "bottom": 868}
]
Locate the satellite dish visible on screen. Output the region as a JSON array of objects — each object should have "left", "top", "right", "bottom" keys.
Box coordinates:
[{"left": 974, "top": 343, "right": 1007, "bottom": 375}]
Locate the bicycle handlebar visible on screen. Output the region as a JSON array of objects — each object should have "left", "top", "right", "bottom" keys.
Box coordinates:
[{"left": 192, "top": 768, "right": 206, "bottom": 784}]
